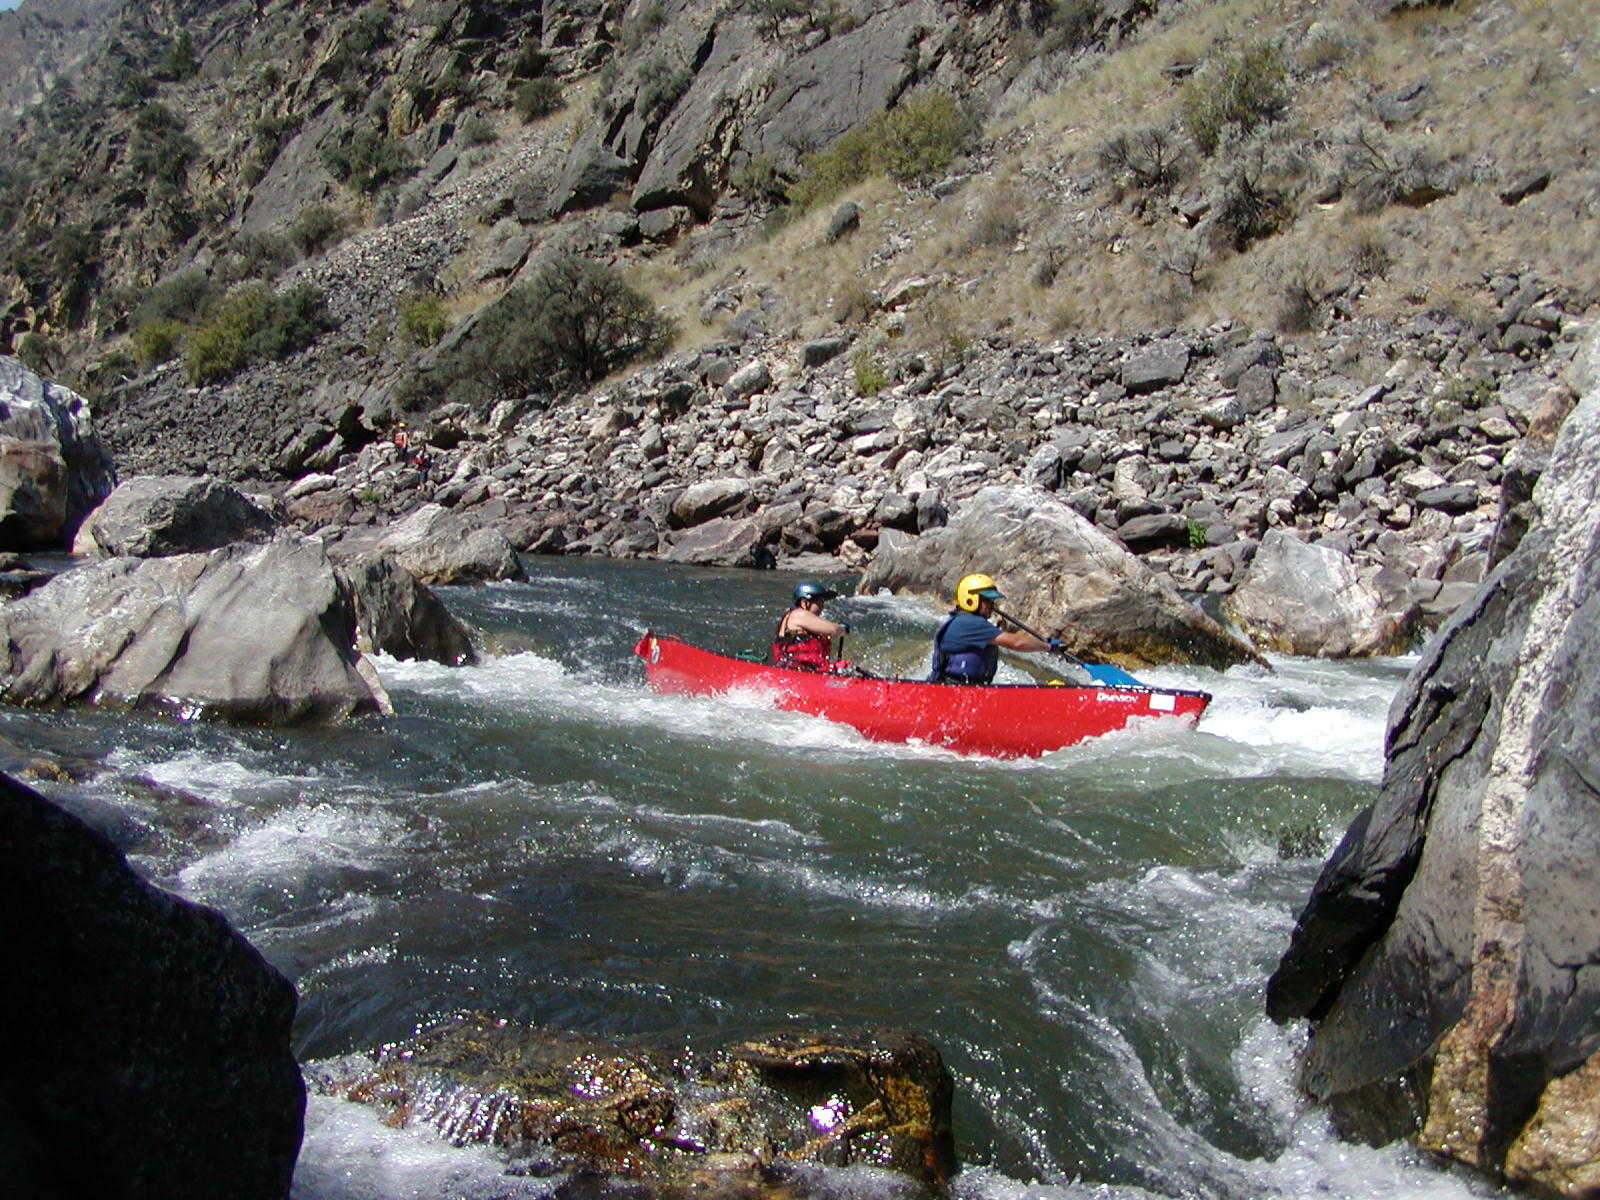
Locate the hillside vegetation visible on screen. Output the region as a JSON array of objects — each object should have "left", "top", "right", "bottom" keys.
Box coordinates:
[{"left": 0, "top": 0, "right": 1592, "bottom": 456}]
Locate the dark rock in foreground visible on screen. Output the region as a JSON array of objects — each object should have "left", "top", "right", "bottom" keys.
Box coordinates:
[
  {"left": 1266, "top": 329, "right": 1600, "bottom": 1195},
  {"left": 317, "top": 1015, "right": 955, "bottom": 1193},
  {"left": 0, "top": 537, "right": 391, "bottom": 723},
  {"left": 0, "top": 770, "right": 303, "bottom": 1200}
]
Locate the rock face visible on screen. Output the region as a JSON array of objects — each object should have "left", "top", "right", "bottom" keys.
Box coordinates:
[
  {"left": 72, "top": 474, "right": 278, "bottom": 557},
  {"left": 336, "top": 553, "right": 477, "bottom": 666},
  {"left": 0, "top": 769, "right": 303, "bottom": 1200},
  {"left": 1265, "top": 335, "right": 1600, "bottom": 1195},
  {"left": 859, "top": 484, "right": 1265, "bottom": 669},
  {"left": 0, "top": 356, "right": 117, "bottom": 550},
  {"left": 375, "top": 503, "right": 525, "bottom": 585},
  {"left": 318, "top": 1014, "right": 955, "bottom": 1189},
  {"left": 1224, "top": 530, "right": 1414, "bottom": 657},
  {"left": 0, "top": 537, "right": 392, "bottom": 723}
]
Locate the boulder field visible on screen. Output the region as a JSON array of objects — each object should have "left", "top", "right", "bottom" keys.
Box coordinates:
[{"left": 1266, "top": 325, "right": 1600, "bottom": 1195}]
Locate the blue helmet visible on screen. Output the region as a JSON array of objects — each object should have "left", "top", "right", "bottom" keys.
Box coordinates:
[{"left": 793, "top": 582, "right": 838, "bottom": 603}]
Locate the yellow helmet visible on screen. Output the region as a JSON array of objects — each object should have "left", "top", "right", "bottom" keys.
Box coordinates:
[{"left": 955, "top": 573, "right": 1004, "bottom": 612}]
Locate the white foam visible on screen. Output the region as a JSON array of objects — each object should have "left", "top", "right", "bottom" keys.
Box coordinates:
[{"left": 292, "top": 1093, "right": 563, "bottom": 1200}]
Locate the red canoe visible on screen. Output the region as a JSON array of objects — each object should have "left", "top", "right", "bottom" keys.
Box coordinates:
[{"left": 633, "top": 633, "right": 1211, "bottom": 759}]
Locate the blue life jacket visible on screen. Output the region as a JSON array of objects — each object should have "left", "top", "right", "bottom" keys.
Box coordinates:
[{"left": 928, "top": 613, "right": 999, "bottom": 684}]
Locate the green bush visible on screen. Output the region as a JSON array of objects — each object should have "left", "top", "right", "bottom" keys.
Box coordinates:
[
  {"left": 460, "top": 114, "right": 497, "bottom": 146},
  {"left": 322, "top": 128, "right": 414, "bottom": 193},
  {"left": 416, "top": 254, "right": 672, "bottom": 407},
  {"left": 128, "top": 103, "right": 199, "bottom": 189},
  {"left": 621, "top": 2, "right": 670, "bottom": 52},
  {"left": 1181, "top": 41, "right": 1288, "bottom": 156},
  {"left": 132, "top": 317, "right": 186, "bottom": 364},
  {"left": 637, "top": 57, "right": 691, "bottom": 116},
  {"left": 513, "top": 78, "right": 563, "bottom": 121},
  {"left": 183, "top": 281, "right": 329, "bottom": 385},
  {"left": 1036, "top": 0, "right": 1103, "bottom": 54},
  {"left": 222, "top": 231, "right": 295, "bottom": 281},
  {"left": 511, "top": 45, "right": 550, "bottom": 79},
  {"left": 133, "top": 270, "right": 216, "bottom": 327},
  {"left": 788, "top": 90, "right": 976, "bottom": 211},
  {"left": 154, "top": 32, "right": 199, "bottom": 82},
  {"left": 398, "top": 294, "right": 450, "bottom": 346},
  {"left": 288, "top": 203, "right": 348, "bottom": 256},
  {"left": 853, "top": 351, "right": 888, "bottom": 397}
]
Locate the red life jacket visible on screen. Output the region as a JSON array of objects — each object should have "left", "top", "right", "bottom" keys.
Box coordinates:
[{"left": 771, "top": 611, "right": 835, "bottom": 671}]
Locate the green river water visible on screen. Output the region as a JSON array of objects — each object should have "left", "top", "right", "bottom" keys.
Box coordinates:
[{"left": 3, "top": 558, "right": 1496, "bottom": 1200}]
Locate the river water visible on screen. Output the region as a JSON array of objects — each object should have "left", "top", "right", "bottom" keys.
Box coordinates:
[{"left": 5, "top": 558, "right": 1494, "bottom": 1200}]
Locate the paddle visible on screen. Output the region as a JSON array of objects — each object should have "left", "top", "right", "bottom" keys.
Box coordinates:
[{"left": 990, "top": 605, "right": 1143, "bottom": 687}]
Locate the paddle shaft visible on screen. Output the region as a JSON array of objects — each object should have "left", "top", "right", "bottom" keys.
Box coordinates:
[{"left": 990, "top": 605, "right": 1088, "bottom": 669}]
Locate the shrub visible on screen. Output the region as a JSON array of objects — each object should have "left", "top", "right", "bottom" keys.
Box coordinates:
[
  {"left": 132, "top": 317, "right": 185, "bottom": 364},
  {"left": 419, "top": 254, "right": 672, "bottom": 406},
  {"left": 222, "top": 231, "right": 295, "bottom": 281},
  {"left": 511, "top": 45, "right": 550, "bottom": 79},
  {"left": 1036, "top": 0, "right": 1103, "bottom": 54},
  {"left": 730, "top": 154, "right": 785, "bottom": 203},
  {"left": 154, "top": 32, "right": 199, "bottom": 82},
  {"left": 514, "top": 78, "right": 563, "bottom": 121},
  {"left": 1098, "top": 123, "right": 1186, "bottom": 193},
  {"left": 460, "top": 114, "right": 497, "bottom": 146},
  {"left": 747, "top": 0, "right": 804, "bottom": 38},
  {"left": 621, "top": 2, "right": 670, "bottom": 53},
  {"left": 183, "top": 281, "right": 329, "bottom": 385},
  {"left": 16, "top": 332, "right": 59, "bottom": 375},
  {"left": 1269, "top": 256, "right": 1323, "bottom": 333},
  {"left": 788, "top": 90, "right": 976, "bottom": 210},
  {"left": 1185, "top": 518, "right": 1206, "bottom": 549},
  {"left": 398, "top": 293, "right": 450, "bottom": 346},
  {"left": 1335, "top": 124, "right": 1455, "bottom": 214},
  {"left": 128, "top": 103, "right": 198, "bottom": 189},
  {"left": 133, "top": 270, "right": 215, "bottom": 327},
  {"left": 322, "top": 128, "right": 415, "bottom": 193},
  {"left": 967, "top": 188, "right": 1023, "bottom": 250},
  {"left": 1181, "top": 41, "right": 1288, "bottom": 156},
  {"left": 853, "top": 351, "right": 887, "bottom": 396},
  {"left": 288, "top": 203, "right": 348, "bottom": 256},
  {"left": 638, "top": 57, "right": 691, "bottom": 117}
]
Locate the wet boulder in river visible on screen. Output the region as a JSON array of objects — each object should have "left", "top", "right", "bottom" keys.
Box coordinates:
[
  {"left": 0, "top": 769, "right": 303, "bottom": 1200},
  {"left": 0, "top": 536, "right": 391, "bottom": 723},
  {"left": 859, "top": 485, "right": 1265, "bottom": 670},
  {"left": 374, "top": 503, "right": 525, "bottom": 585},
  {"left": 0, "top": 356, "right": 117, "bottom": 550},
  {"left": 72, "top": 474, "right": 278, "bottom": 557},
  {"left": 1223, "top": 530, "right": 1415, "bottom": 657},
  {"left": 336, "top": 552, "right": 477, "bottom": 666},
  {"left": 1266, "top": 328, "right": 1600, "bottom": 1194},
  {"left": 316, "top": 1014, "right": 954, "bottom": 1189}
]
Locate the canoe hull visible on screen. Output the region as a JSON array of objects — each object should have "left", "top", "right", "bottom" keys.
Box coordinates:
[{"left": 634, "top": 633, "right": 1210, "bottom": 758}]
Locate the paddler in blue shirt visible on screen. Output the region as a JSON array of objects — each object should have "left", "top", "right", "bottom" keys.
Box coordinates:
[{"left": 929, "top": 574, "right": 1060, "bottom": 684}]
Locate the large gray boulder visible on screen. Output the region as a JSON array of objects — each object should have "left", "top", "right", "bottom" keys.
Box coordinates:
[
  {"left": 336, "top": 553, "right": 477, "bottom": 666},
  {"left": 374, "top": 504, "right": 525, "bottom": 585},
  {"left": 0, "top": 356, "right": 117, "bottom": 550},
  {"left": 0, "top": 537, "right": 391, "bottom": 724},
  {"left": 1224, "top": 530, "right": 1414, "bottom": 657},
  {"left": 1266, "top": 332, "right": 1600, "bottom": 1195},
  {"left": 1, "top": 770, "right": 303, "bottom": 1200},
  {"left": 670, "top": 477, "right": 752, "bottom": 527},
  {"left": 859, "top": 485, "right": 1264, "bottom": 669},
  {"left": 72, "top": 474, "right": 278, "bottom": 557},
  {"left": 664, "top": 516, "right": 774, "bottom": 568}
]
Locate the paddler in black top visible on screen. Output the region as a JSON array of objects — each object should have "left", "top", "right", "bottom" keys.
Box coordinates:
[{"left": 771, "top": 582, "right": 848, "bottom": 670}]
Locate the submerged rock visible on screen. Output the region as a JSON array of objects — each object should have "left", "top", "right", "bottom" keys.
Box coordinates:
[
  {"left": 72, "top": 474, "right": 278, "bottom": 557},
  {"left": 1224, "top": 530, "right": 1414, "bottom": 657},
  {"left": 0, "top": 356, "right": 117, "bottom": 550},
  {"left": 317, "top": 1015, "right": 955, "bottom": 1192},
  {"left": 859, "top": 485, "right": 1265, "bottom": 670},
  {"left": 0, "top": 537, "right": 391, "bottom": 723},
  {"left": 0, "top": 770, "right": 303, "bottom": 1200},
  {"left": 1266, "top": 328, "right": 1600, "bottom": 1194}
]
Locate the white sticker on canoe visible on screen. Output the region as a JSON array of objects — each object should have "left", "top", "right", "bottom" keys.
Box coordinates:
[{"left": 1149, "top": 693, "right": 1176, "bottom": 712}]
